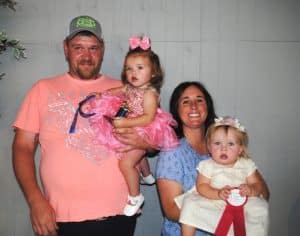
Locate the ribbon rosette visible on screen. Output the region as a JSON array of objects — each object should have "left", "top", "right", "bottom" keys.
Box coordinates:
[
  {"left": 129, "top": 35, "right": 151, "bottom": 50},
  {"left": 215, "top": 189, "right": 247, "bottom": 236}
]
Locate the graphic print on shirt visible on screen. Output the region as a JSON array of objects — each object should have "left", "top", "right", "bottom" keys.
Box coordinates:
[{"left": 47, "top": 91, "right": 109, "bottom": 164}]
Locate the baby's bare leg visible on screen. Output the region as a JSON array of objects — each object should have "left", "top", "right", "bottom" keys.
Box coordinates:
[
  {"left": 119, "top": 149, "right": 145, "bottom": 196},
  {"left": 138, "top": 157, "right": 151, "bottom": 177},
  {"left": 182, "top": 223, "right": 196, "bottom": 236}
]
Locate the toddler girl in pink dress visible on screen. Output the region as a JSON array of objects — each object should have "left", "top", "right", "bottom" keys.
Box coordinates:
[{"left": 85, "top": 35, "right": 178, "bottom": 216}]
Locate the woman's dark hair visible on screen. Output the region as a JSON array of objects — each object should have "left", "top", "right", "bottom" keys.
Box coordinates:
[
  {"left": 121, "top": 47, "right": 164, "bottom": 93},
  {"left": 169, "top": 81, "right": 217, "bottom": 138}
]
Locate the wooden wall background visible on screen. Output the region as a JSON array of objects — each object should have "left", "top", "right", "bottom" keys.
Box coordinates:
[{"left": 0, "top": 0, "right": 299, "bottom": 235}]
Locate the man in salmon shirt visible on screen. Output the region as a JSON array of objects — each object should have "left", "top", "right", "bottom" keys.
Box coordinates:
[{"left": 12, "top": 15, "right": 151, "bottom": 236}]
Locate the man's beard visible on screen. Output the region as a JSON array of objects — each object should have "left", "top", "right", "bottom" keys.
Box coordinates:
[{"left": 76, "top": 59, "right": 102, "bottom": 80}]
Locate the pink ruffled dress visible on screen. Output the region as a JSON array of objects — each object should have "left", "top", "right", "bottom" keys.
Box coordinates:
[{"left": 88, "top": 85, "right": 179, "bottom": 156}]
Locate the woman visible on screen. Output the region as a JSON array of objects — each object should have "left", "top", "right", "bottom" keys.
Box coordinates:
[{"left": 155, "top": 81, "right": 269, "bottom": 236}]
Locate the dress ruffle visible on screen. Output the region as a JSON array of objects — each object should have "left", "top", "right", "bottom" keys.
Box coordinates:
[
  {"left": 87, "top": 91, "right": 179, "bottom": 156},
  {"left": 135, "top": 108, "right": 179, "bottom": 150},
  {"left": 88, "top": 92, "right": 125, "bottom": 151}
]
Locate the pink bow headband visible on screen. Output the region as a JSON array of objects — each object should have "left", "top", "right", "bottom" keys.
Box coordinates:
[{"left": 129, "top": 35, "right": 151, "bottom": 50}]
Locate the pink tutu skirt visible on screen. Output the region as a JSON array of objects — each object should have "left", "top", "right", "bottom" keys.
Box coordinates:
[{"left": 87, "top": 93, "right": 179, "bottom": 155}]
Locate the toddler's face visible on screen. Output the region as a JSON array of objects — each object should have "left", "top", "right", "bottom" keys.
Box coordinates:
[
  {"left": 208, "top": 128, "right": 243, "bottom": 167},
  {"left": 124, "top": 55, "right": 152, "bottom": 88}
]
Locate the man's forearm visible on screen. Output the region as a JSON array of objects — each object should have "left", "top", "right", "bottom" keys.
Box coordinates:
[
  {"left": 13, "top": 149, "right": 43, "bottom": 205},
  {"left": 12, "top": 130, "right": 43, "bottom": 206}
]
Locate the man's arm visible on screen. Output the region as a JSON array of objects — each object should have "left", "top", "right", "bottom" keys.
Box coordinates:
[{"left": 12, "top": 128, "right": 57, "bottom": 236}]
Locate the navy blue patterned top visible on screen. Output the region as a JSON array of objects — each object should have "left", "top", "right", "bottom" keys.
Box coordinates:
[{"left": 156, "top": 138, "right": 210, "bottom": 236}]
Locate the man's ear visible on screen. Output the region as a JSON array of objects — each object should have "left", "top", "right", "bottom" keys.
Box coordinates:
[{"left": 63, "top": 40, "right": 69, "bottom": 60}]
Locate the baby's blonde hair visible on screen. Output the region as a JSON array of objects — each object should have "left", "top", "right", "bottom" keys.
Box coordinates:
[{"left": 205, "top": 117, "right": 250, "bottom": 159}]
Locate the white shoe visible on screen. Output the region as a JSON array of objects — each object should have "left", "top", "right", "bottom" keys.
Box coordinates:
[
  {"left": 124, "top": 194, "right": 144, "bottom": 216},
  {"left": 140, "top": 173, "right": 156, "bottom": 185}
]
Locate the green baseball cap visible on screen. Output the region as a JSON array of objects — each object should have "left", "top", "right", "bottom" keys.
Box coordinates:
[{"left": 67, "top": 15, "right": 103, "bottom": 41}]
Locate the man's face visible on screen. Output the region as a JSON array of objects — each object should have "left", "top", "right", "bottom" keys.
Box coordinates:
[{"left": 64, "top": 34, "right": 104, "bottom": 80}]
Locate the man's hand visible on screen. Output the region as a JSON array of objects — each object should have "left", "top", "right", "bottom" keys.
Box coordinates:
[
  {"left": 113, "top": 127, "right": 153, "bottom": 152},
  {"left": 12, "top": 129, "right": 58, "bottom": 235},
  {"left": 30, "top": 196, "right": 58, "bottom": 236}
]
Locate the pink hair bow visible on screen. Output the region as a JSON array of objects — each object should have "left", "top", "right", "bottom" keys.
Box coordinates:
[{"left": 129, "top": 35, "right": 151, "bottom": 50}]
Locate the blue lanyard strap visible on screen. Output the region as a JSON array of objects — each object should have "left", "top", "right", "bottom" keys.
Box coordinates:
[{"left": 69, "top": 94, "right": 96, "bottom": 133}]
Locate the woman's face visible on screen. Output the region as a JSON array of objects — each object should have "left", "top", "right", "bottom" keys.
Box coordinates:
[{"left": 178, "top": 85, "right": 208, "bottom": 130}]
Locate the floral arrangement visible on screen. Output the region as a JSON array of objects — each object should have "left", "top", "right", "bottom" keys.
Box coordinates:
[
  {"left": 0, "top": 0, "right": 26, "bottom": 79},
  {"left": 0, "top": 0, "right": 16, "bottom": 10}
]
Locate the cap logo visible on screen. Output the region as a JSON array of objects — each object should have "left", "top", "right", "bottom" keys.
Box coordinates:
[{"left": 76, "top": 17, "right": 96, "bottom": 29}]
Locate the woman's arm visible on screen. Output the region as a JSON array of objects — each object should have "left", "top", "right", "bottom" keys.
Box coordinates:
[
  {"left": 156, "top": 179, "right": 182, "bottom": 221},
  {"left": 113, "top": 89, "right": 158, "bottom": 128}
]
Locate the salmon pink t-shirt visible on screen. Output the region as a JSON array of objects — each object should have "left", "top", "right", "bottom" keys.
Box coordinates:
[{"left": 13, "top": 73, "right": 128, "bottom": 222}]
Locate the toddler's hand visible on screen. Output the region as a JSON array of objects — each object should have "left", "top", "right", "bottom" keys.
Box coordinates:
[
  {"left": 112, "top": 117, "right": 125, "bottom": 128},
  {"left": 239, "top": 184, "right": 252, "bottom": 197},
  {"left": 89, "top": 92, "right": 102, "bottom": 98},
  {"left": 218, "top": 185, "right": 231, "bottom": 200}
]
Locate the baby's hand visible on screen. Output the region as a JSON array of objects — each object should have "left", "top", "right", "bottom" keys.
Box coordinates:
[
  {"left": 218, "top": 185, "right": 231, "bottom": 200},
  {"left": 238, "top": 184, "right": 252, "bottom": 197}
]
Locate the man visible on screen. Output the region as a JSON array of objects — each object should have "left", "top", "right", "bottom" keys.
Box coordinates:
[{"left": 12, "top": 15, "right": 150, "bottom": 236}]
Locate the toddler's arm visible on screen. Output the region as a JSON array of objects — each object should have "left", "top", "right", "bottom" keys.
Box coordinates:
[
  {"left": 196, "top": 174, "right": 231, "bottom": 200},
  {"left": 239, "top": 170, "right": 264, "bottom": 197},
  {"left": 106, "top": 86, "right": 125, "bottom": 95},
  {"left": 87, "top": 84, "right": 124, "bottom": 98},
  {"left": 256, "top": 170, "right": 270, "bottom": 200},
  {"left": 112, "top": 89, "right": 158, "bottom": 128}
]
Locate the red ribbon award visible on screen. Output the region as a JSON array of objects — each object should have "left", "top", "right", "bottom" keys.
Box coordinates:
[{"left": 215, "top": 188, "right": 248, "bottom": 236}]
